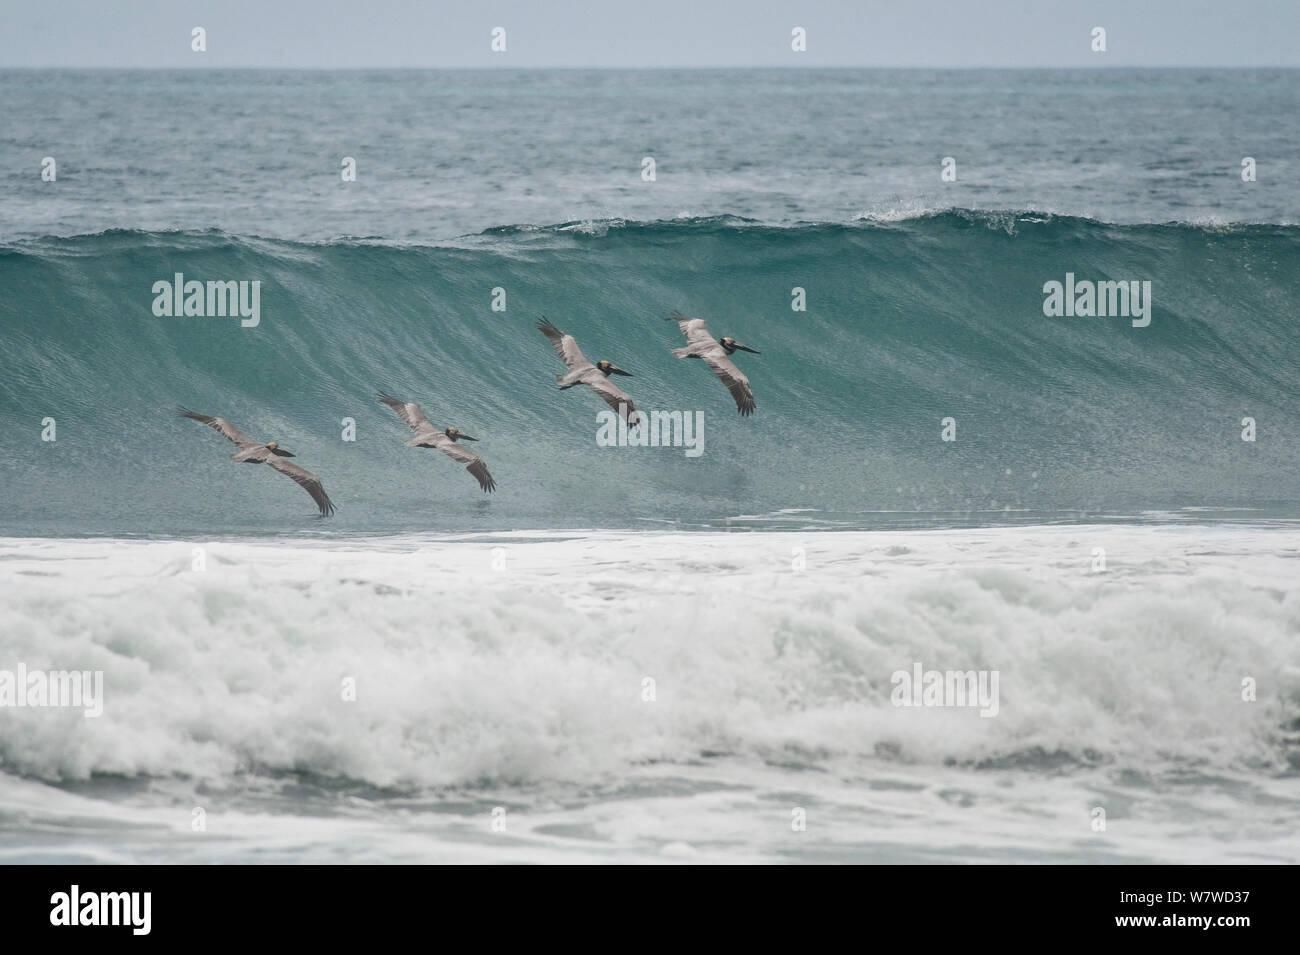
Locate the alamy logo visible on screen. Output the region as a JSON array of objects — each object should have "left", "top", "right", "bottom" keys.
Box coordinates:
[
  {"left": 890, "top": 662, "right": 1000, "bottom": 717},
  {"left": 0, "top": 664, "right": 103, "bottom": 718},
  {"left": 1042, "top": 273, "right": 1151, "bottom": 327},
  {"left": 596, "top": 408, "right": 704, "bottom": 457},
  {"left": 152, "top": 273, "right": 261, "bottom": 327},
  {"left": 50, "top": 885, "right": 151, "bottom": 935}
]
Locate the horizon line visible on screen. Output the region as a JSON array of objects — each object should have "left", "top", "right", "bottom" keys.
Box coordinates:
[{"left": 2, "top": 64, "right": 1298, "bottom": 71}]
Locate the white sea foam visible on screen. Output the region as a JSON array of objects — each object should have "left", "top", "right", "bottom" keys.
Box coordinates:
[{"left": 0, "top": 526, "right": 1297, "bottom": 862}]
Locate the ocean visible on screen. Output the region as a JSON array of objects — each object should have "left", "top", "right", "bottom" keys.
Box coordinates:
[{"left": 1, "top": 69, "right": 1298, "bottom": 863}]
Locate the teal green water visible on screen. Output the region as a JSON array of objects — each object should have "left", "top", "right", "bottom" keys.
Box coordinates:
[
  {"left": 4, "top": 69, "right": 1299, "bottom": 240},
  {"left": 2, "top": 212, "right": 1297, "bottom": 534}
]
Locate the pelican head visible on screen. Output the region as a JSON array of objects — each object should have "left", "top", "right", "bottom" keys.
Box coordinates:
[
  {"left": 720, "top": 337, "right": 760, "bottom": 355},
  {"left": 596, "top": 360, "right": 633, "bottom": 377},
  {"left": 445, "top": 427, "right": 478, "bottom": 442},
  {"left": 265, "top": 441, "right": 295, "bottom": 457}
]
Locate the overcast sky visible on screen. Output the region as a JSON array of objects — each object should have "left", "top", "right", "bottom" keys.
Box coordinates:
[{"left": 2, "top": 0, "right": 1297, "bottom": 68}]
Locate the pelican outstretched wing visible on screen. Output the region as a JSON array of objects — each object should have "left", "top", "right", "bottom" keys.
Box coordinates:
[
  {"left": 586, "top": 373, "right": 640, "bottom": 425},
  {"left": 263, "top": 454, "right": 336, "bottom": 516},
  {"left": 377, "top": 393, "right": 438, "bottom": 440},
  {"left": 435, "top": 438, "right": 496, "bottom": 493},
  {"left": 178, "top": 408, "right": 260, "bottom": 448},
  {"left": 537, "top": 318, "right": 593, "bottom": 370},
  {"left": 670, "top": 311, "right": 714, "bottom": 344},
  {"left": 702, "top": 353, "right": 755, "bottom": 416}
]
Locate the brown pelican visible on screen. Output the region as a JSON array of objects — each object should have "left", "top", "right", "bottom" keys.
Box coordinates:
[
  {"left": 376, "top": 393, "right": 496, "bottom": 493},
  {"left": 537, "top": 317, "right": 640, "bottom": 426},
  {"left": 668, "top": 312, "right": 760, "bottom": 415},
  {"left": 177, "top": 408, "right": 335, "bottom": 515}
]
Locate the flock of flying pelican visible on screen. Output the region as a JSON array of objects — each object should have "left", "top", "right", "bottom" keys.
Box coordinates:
[{"left": 179, "top": 313, "right": 761, "bottom": 516}]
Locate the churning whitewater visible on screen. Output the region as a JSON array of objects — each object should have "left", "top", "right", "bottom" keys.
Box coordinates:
[{"left": 0, "top": 526, "right": 1297, "bottom": 863}]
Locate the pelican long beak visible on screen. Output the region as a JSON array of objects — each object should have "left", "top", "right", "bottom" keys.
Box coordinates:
[
  {"left": 457, "top": 433, "right": 479, "bottom": 442},
  {"left": 608, "top": 365, "right": 633, "bottom": 376},
  {"left": 733, "top": 342, "right": 761, "bottom": 354}
]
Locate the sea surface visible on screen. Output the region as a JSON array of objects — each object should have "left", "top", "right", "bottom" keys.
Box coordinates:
[
  {"left": 0, "top": 69, "right": 1297, "bottom": 863},
  {"left": 3, "top": 69, "right": 1299, "bottom": 241}
]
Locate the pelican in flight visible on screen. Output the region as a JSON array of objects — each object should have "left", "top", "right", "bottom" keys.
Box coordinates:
[
  {"left": 668, "top": 312, "right": 761, "bottom": 415},
  {"left": 177, "top": 408, "right": 335, "bottom": 515},
  {"left": 376, "top": 393, "right": 496, "bottom": 493},
  {"left": 537, "top": 317, "right": 641, "bottom": 426}
]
